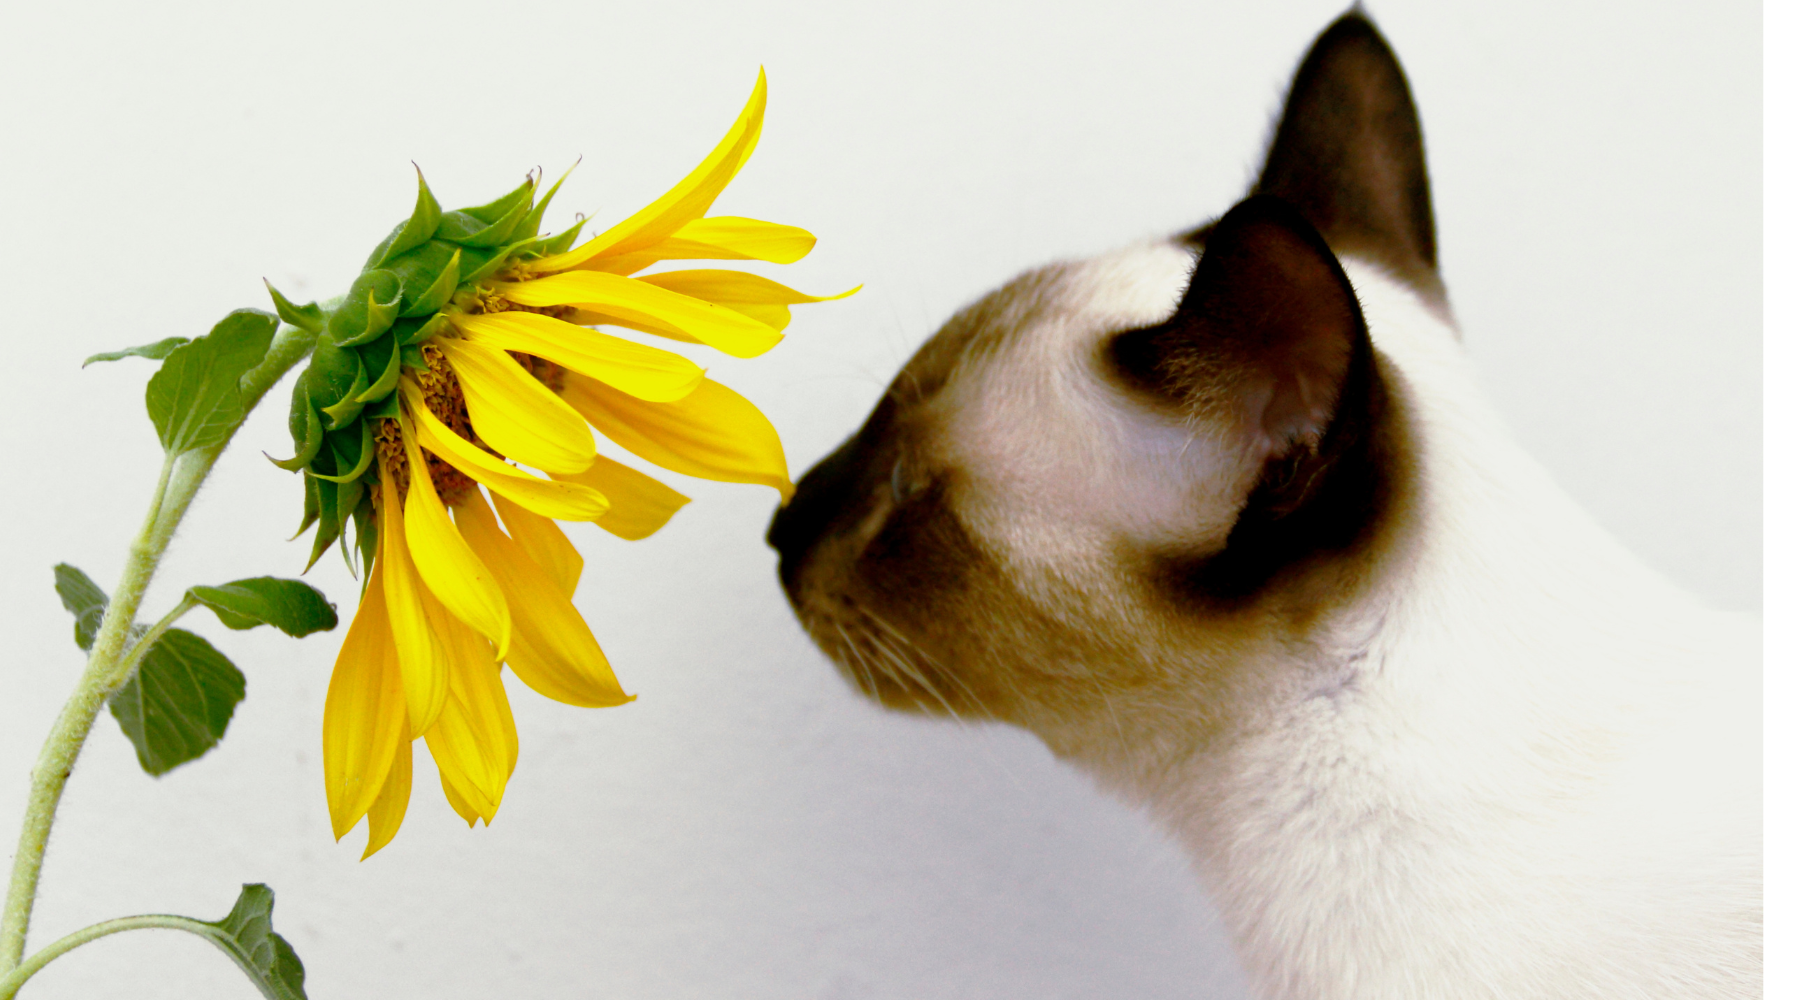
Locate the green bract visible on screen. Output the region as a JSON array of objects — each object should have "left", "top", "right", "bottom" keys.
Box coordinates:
[{"left": 268, "top": 168, "right": 586, "bottom": 572}]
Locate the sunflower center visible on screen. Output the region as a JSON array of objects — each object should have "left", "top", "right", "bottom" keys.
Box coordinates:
[{"left": 379, "top": 343, "right": 476, "bottom": 506}]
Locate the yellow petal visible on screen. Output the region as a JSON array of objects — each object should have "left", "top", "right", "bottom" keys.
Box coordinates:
[
  {"left": 586, "top": 216, "right": 817, "bottom": 276},
  {"left": 527, "top": 70, "right": 767, "bottom": 272},
  {"left": 455, "top": 497, "right": 634, "bottom": 708},
  {"left": 437, "top": 337, "right": 598, "bottom": 474},
  {"left": 402, "top": 380, "right": 610, "bottom": 521},
  {"left": 453, "top": 310, "right": 704, "bottom": 403},
  {"left": 550, "top": 454, "right": 691, "bottom": 541},
  {"left": 561, "top": 372, "right": 794, "bottom": 500},
  {"left": 321, "top": 553, "right": 408, "bottom": 840},
  {"left": 421, "top": 599, "right": 517, "bottom": 826},
  {"left": 380, "top": 463, "right": 447, "bottom": 736},
  {"left": 636, "top": 269, "right": 857, "bottom": 305},
  {"left": 361, "top": 733, "right": 413, "bottom": 859},
  {"left": 400, "top": 417, "right": 513, "bottom": 659},
  {"left": 634, "top": 270, "right": 859, "bottom": 333},
  {"left": 439, "top": 768, "right": 480, "bottom": 828},
  {"left": 491, "top": 492, "right": 584, "bottom": 599},
  {"left": 498, "top": 271, "right": 782, "bottom": 359}
]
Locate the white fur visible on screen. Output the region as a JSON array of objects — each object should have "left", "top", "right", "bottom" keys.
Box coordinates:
[{"left": 953, "top": 243, "right": 1761, "bottom": 998}]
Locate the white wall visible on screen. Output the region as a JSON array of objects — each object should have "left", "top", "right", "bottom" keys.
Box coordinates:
[{"left": 0, "top": 1, "right": 1758, "bottom": 998}]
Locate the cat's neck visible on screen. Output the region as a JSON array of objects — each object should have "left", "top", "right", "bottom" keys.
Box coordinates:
[{"left": 1079, "top": 266, "right": 1758, "bottom": 997}]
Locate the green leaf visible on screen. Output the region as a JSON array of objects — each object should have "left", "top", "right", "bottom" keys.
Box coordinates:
[
  {"left": 108, "top": 628, "right": 245, "bottom": 776},
  {"left": 53, "top": 563, "right": 109, "bottom": 652},
  {"left": 83, "top": 337, "right": 191, "bottom": 368},
  {"left": 198, "top": 884, "right": 310, "bottom": 1000},
  {"left": 145, "top": 310, "right": 280, "bottom": 454},
  {"left": 188, "top": 578, "right": 338, "bottom": 637}
]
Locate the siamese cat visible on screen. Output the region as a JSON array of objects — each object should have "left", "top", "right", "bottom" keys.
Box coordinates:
[{"left": 767, "top": 11, "right": 1760, "bottom": 1000}]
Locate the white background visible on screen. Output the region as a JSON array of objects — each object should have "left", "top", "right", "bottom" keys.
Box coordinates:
[{"left": 0, "top": 1, "right": 1761, "bottom": 998}]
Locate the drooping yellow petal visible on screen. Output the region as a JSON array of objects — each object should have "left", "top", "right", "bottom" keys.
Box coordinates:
[
  {"left": 402, "top": 380, "right": 610, "bottom": 521},
  {"left": 400, "top": 417, "right": 512, "bottom": 659},
  {"left": 525, "top": 70, "right": 767, "bottom": 273},
  {"left": 436, "top": 337, "right": 598, "bottom": 474},
  {"left": 497, "top": 271, "right": 783, "bottom": 359},
  {"left": 455, "top": 497, "right": 633, "bottom": 708},
  {"left": 361, "top": 733, "right": 413, "bottom": 860},
  {"left": 322, "top": 552, "right": 408, "bottom": 841},
  {"left": 550, "top": 453, "right": 691, "bottom": 542},
  {"left": 491, "top": 492, "right": 584, "bottom": 599},
  {"left": 420, "top": 593, "right": 517, "bottom": 826},
  {"left": 453, "top": 311, "right": 704, "bottom": 403},
  {"left": 635, "top": 270, "right": 859, "bottom": 333},
  {"left": 586, "top": 216, "right": 817, "bottom": 276},
  {"left": 560, "top": 372, "right": 794, "bottom": 500},
  {"left": 379, "top": 463, "right": 447, "bottom": 736},
  {"left": 439, "top": 769, "right": 480, "bottom": 828}
]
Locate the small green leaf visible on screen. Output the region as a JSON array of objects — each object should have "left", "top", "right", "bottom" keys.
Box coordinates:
[
  {"left": 372, "top": 166, "right": 444, "bottom": 269},
  {"left": 53, "top": 563, "right": 109, "bottom": 652},
  {"left": 398, "top": 247, "right": 462, "bottom": 318},
  {"left": 270, "top": 376, "right": 324, "bottom": 472},
  {"left": 146, "top": 310, "right": 280, "bottom": 454},
  {"left": 326, "top": 270, "right": 403, "bottom": 347},
  {"left": 108, "top": 628, "right": 245, "bottom": 776},
  {"left": 199, "top": 884, "right": 310, "bottom": 1000},
  {"left": 263, "top": 281, "right": 325, "bottom": 334},
  {"left": 83, "top": 337, "right": 191, "bottom": 368},
  {"left": 188, "top": 578, "right": 338, "bottom": 637},
  {"left": 515, "top": 162, "right": 576, "bottom": 244}
]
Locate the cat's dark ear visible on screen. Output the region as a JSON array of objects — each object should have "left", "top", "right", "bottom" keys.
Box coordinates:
[
  {"left": 1250, "top": 10, "right": 1442, "bottom": 306},
  {"left": 1113, "top": 194, "right": 1370, "bottom": 459}
]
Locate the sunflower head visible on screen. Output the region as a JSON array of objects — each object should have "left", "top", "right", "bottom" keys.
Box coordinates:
[
  {"left": 269, "top": 166, "right": 587, "bottom": 572},
  {"left": 282, "top": 72, "right": 857, "bottom": 856}
]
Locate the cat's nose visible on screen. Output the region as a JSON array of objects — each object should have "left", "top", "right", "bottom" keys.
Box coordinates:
[{"left": 767, "top": 433, "right": 866, "bottom": 598}]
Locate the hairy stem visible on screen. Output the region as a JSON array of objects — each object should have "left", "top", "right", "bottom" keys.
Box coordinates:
[
  {"left": 0, "top": 322, "right": 316, "bottom": 985},
  {"left": 0, "top": 914, "right": 216, "bottom": 997}
]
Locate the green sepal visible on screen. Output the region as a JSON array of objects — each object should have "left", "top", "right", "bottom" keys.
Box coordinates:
[
  {"left": 515, "top": 162, "right": 576, "bottom": 244},
  {"left": 399, "top": 247, "right": 462, "bottom": 318},
  {"left": 291, "top": 474, "right": 320, "bottom": 541},
  {"left": 464, "top": 176, "right": 537, "bottom": 225},
  {"left": 307, "top": 420, "right": 374, "bottom": 483},
  {"left": 400, "top": 312, "right": 451, "bottom": 347},
  {"left": 355, "top": 336, "right": 402, "bottom": 403},
  {"left": 302, "top": 450, "right": 343, "bottom": 573},
  {"left": 439, "top": 185, "right": 534, "bottom": 248},
  {"left": 540, "top": 212, "right": 591, "bottom": 256},
  {"left": 83, "top": 336, "right": 191, "bottom": 368},
  {"left": 362, "top": 391, "right": 402, "bottom": 421},
  {"left": 373, "top": 167, "right": 444, "bottom": 268},
  {"left": 270, "top": 376, "right": 324, "bottom": 472},
  {"left": 263, "top": 281, "right": 325, "bottom": 334},
  {"left": 327, "top": 270, "right": 403, "bottom": 347},
  {"left": 401, "top": 344, "right": 427, "bottom": 369},
  {"left": 351, "top": 495, "right": 377, "bottom": 582},
  {"left": 319, "top": 361, "right": 370, "bottom": 431},
  {"left": 461, "top": 236, "right": 538, "bottom": 284}
]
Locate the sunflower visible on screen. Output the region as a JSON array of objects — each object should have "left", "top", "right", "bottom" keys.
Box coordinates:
[{"left": 270, "top": 70, "right": 853, "bottom": 857}]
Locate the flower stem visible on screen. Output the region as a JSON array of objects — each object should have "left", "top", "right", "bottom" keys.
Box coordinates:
[
  {"left": 0, "top": 914, "right": 216, "bottom": 998},
  {"left": 0, "top": 322, "right": 316, "bottom": 985}
]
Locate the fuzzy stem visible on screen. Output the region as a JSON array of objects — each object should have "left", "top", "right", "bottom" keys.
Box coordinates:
[
  {"left": 0, "top": 322, "right": 316, "bottom": 985},
  {"left": 0, "top": 914, "right": 217, "bottom": 997}
]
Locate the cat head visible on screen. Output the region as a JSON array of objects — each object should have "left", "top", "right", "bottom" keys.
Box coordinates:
[{"left": 768, "top": 11, "right": 1440, "bottom": 761}]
